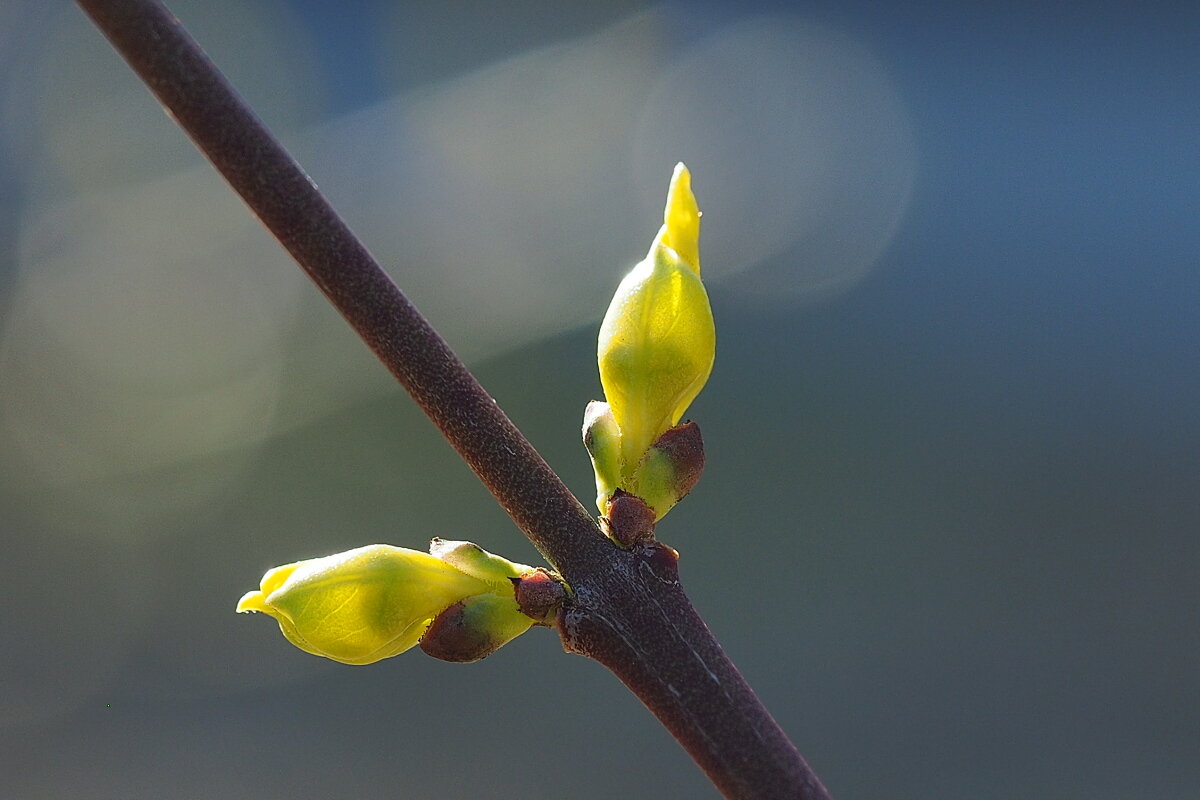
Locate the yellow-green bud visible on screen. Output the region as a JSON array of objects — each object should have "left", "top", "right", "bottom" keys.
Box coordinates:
[
  {"left": 597, "top": 163, "right": 715, "bottom": 482},
  {"left": 420, "top": 593, "right": 536, "bottom": 663},
  {"left": 236, "top": 543, "right": 536, "bottom": 666},
  {"left": 428, "top": 538, "right": 524, "bottom": 590},
  {"left": 582, "top": 400, "right": 622, "bottom": 514},
  {"left": 628, "top": 421, "right": 706, "bottom": 520}
]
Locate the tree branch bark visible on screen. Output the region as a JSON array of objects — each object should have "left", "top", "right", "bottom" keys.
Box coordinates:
[{"left": 74, "top": 1, "right": 833, "bottom": 797}]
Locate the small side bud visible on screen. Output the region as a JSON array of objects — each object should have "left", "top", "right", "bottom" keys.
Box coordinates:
[
  {"left": 420, "top": 593, "right": 535, "bottom": 663},
  {"left": 512, "top": 568, "right": 569, "bottom": 625},
  {"left": 582, "top": 400, "right": 622, "bottom": 514},
  {"left": 630, "top": 421, "right": 706, "bottom": 520},
  {"left": 602, "top": 490, "right": 657, "bottom": 547},
  {"left": 429, "top": 538, "right": 528, "bottom": 590},
  {"left": 636, "top": 541, "right": 681, "bottom": 585}
]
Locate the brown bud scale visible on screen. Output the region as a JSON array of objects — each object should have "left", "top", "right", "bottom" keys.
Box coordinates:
[
  {"left": 649, "top": 421, "right": 705, "bottom": 501},
  {"left": 604, "top": 490, "right": 657, "bottom": 547},
  {"left": 420, "top": 601, "right": 501, "bottom": 663},
  {"left": 513, "top": 568, "right": 568, "bottom": 625}
]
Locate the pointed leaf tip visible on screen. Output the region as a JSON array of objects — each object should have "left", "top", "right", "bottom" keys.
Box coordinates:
[
  {"left": 236, "top": 590, "right": 270, "bottom": 614},
  {"left": 663, "top": 163, "right": 700, "bottom": 274}
]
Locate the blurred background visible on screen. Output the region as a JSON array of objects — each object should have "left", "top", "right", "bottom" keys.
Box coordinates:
[{"left": 0, "top": 0, "right": 1197, "bottom": 797}]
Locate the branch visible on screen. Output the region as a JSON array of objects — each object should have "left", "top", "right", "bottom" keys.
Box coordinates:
[{"left": 74, "top": 1, "right": 833, "bottom": 797}]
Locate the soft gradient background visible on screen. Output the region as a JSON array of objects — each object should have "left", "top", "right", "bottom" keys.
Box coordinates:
[{"left": 1, "top": 1, "right": 1197, "bottom": 798}]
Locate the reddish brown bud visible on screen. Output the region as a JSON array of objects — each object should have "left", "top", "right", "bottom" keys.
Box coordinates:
[
  {"left": 603, "top": 490, "right": 657, "bottom": 547},
  {"left": 636, "top": 541, "right": 680, "bottom": 585},
  {"left": 648, "top": 421, "right": 705, "bottom": 499},
  {"left": 512, "top": 568, "right": 568, "bottom": 625},
  {"left": 419, "top": 593, "right": 534, "bottom": 664},
  {"left": 420, "top": 601, "right": 490, "bottom": 663},
  {"left": 624, "top": 421, "right": 705, "bottom": 521}
]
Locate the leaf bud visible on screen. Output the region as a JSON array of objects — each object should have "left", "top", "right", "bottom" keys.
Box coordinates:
[
  {"left": 594, "top": 163, "right": 714, "bottom": 514},
  {"left": 428, "top": 538, "right": 524, "bottom": 589},
  {"left": 582, "top": 400, "right": 622, "bottom": 514},
  {"left": 419, "top": 593, "right": 535, "bottom": 664},
  {"left": 511, "top": 568, "right": 568, "bottom": 625},
  {"left": 601, "top": 490, "right": 657, "bottom": 547},
  {"left": 628, "top": 421, "right": 706, "bottom": 520},
  {"left": 237, "top": 542, "right": 540, "bottom": 665}
]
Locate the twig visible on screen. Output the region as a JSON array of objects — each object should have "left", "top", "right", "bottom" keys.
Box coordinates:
[{"left": 74, "top": 1, "right": 833, "bottom": 797}]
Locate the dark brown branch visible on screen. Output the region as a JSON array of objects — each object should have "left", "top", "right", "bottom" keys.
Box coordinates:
[{"left": 74, "top": 1, "right": 833, "bottom": 797}]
